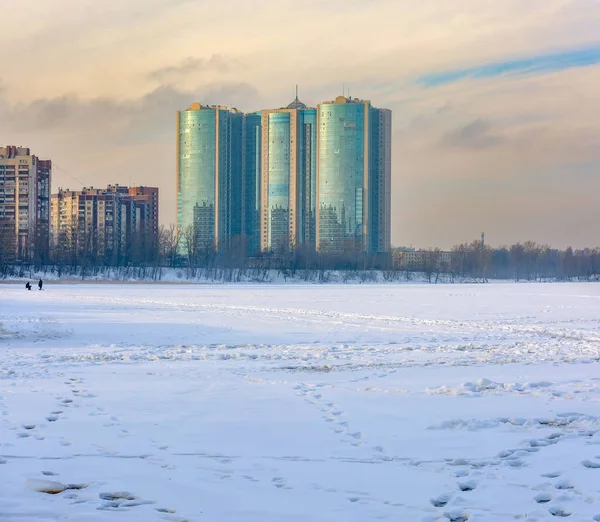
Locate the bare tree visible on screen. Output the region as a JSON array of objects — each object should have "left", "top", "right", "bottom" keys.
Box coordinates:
[{"left": 159, "top": 224, "right": 180, "bottom": 268}]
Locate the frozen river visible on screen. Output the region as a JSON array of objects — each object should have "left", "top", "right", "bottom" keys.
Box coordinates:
[{"left": 2, "top": 282, "right": 600, "bottom": 521}]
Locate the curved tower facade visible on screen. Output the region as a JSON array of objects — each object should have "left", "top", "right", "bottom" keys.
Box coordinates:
[
  {"left": 176, "top": 103, "right": 243, "bottom": 251},
  {"left": 176, "top": 93, "right": 390, "bottom": 257},
  {"left": 260, "top": 95, "right": 317, "bottom": 252},
  {"left": 317, "top": 96, "right": 391, "bottom": 254}
]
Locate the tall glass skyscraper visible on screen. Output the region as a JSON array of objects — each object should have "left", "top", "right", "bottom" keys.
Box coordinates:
[
  {"left": 316, "top": 96, "right": 391, "bottom": 254},
  {"left": 176, "top": 103, "right": 243, "bottom": 251},
  {"left": 260, "top": 94, "right": 317, "bottom": 252},
  {"left": 177, "top": 94, "right": 390, "bottom": 256}
]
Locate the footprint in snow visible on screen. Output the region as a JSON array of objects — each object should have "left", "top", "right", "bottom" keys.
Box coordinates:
[
  {"left": 272, "top": 477, "right": 290, "bottom": 489},
  {"left": 430, "top": 493, "right": 451, "bottom": 507},
  {"left": 98, "top": 491, "right": 155, "bottom": 510},
  {"left": 534, "top": 492, "right": 552, "bottom": 504},
  {"left": 582, "top": 460, "right": 600, "bottom": 469},
  {"left": 554, "top": 480, "right": 574, "bottom": 490},
  {"left": 548, "top": 506, "right": 571, "bottom": 517},
  {"left": 542, "top": 471, "right": 562, "bottom": 478},
  {"left": 457, "top": 480, "right": 477, "bottom": 492},
  {"left": 444, "top": 509, "right": 469, "bottom": 522},
  {"left": 504, "top": 457, "right": 525, "bottom": 468}
]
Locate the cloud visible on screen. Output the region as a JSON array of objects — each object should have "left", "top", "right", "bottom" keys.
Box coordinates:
[
  {"left": 417, "top": 43, "right": 600, "bottom": 87},
  {"left": 441, "top": 119, "right": 503, "bottom": 149},
  {"left": 147, "top": 55, "right": 240, "bottom": 82},
  {"left": 1, "top": 83, "right": 263, "bottom": 140}
]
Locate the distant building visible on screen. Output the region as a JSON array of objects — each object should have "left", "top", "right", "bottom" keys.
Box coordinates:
[
  {"left": 51, "top": 184, "right": 158, "bottom": 261},
  {"left": 176, "top": 103, "right": 243, "bottom": 252},
  {"left": 176, "top": 93, "right": 391, "bottom": 256},
  {"left": 316, "top": 96, "right": 391, "bottom": 254},
  {"left": 260, "top": 92, "right": 317, "bottom": 252},
  {"left": 128, "top": 186, "right": 159, "bottom": 251},
  {"left": 392, "top": 250, "right": 453, "bottom": 269},
  {"left": 0, "top": 146, "right": 51, "bottom": 261},
  {"left": 243, "top": 112, "right": 262, "bottom": 254}
]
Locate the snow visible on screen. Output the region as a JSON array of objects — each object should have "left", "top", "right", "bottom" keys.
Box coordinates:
[{"left": 1, "top": 282, "right": 600, "bottom": 521}]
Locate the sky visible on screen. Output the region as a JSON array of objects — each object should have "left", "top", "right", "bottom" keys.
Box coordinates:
[{"left": 1, "top": 0, "right": 600, "bottom": 250}]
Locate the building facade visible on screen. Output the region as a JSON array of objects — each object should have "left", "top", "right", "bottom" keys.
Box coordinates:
[
  {"left": 260, "top": 95, "right": 317, "bottom": 252},
  {"left": 242, "top": 112, "right": 262, "bottom": 254},
  {"left": 393, "top": 250, "right": 453, "bottom": 269},
  {"left": 51, "top": 185, "right": 158, "bottom": 262},
  {"left": 316, "top": 96, "right": 391, "bottom": 254},
  {"left": 176, "top": 93, "right": 391, "bottom": 256},
  {"left": 128, "top": 186, "right": 159, "bottom": 246},
  {"left": 0, "top": 146, "right": 51, "bottom": 261},
  {"left": 176, "top": 103, "right": 243, "bottom": 252}
]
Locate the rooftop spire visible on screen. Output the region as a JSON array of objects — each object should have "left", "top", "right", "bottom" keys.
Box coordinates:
[{"left": 285, "top": 85, "right": 308, "bottom": 109}]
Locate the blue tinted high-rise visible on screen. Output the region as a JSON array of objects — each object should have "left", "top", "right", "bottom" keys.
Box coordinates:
[
  {"left": 228, "top": 111, "right": 244, "bottom": 243},
  {"left": 264, "top": 111, "right": 291, "bottom": 251},
  {"left": 316, "top": 96, "right": 391, "bottom": 254},
  {"left": 176, "top": 103, "right": 244, "bottom": 252},
  {"left": 296, "top": 108, "right": 317, "bottom": 247},
  {"left": 177, "top": 105, "right": 217, "bottom": 249},
  {"left": 368, "top": 107, "right": 392, "bottom": 254},
  {"left": 242, "top": 112, "right": 262, "bottom": 255},
  {"left": 317, "top": 97, "right": 367, "bottom": 252},
  {"left": 259, "top": 95, "right": 317, "bottom": 253}
]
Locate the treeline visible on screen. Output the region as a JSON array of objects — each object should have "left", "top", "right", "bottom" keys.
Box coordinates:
[
  {"left": 398, "top": 240, "right": 600, "bottom": 283},
  {"left": 1, "top": 225, "right": 600, "bottom": 282}
]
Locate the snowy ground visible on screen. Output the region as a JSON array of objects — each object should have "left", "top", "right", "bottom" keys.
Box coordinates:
[{"left": 2, "top": 283, "right": 600, "bottom": 522}]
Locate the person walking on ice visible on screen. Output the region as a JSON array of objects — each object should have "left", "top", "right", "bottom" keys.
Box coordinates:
[
  {"left": 25, "top": 282, "right": 31, "bottom": 290},
  {"left": 38, "top": 279, "right": 43, "bottom": 291}
]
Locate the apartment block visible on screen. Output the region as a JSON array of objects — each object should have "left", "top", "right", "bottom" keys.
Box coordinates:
[
  {"left": 0, "top": 146, "right": 51, "bottom": 261},
  {"left": 51, "top": 184, "right": 158, "bottom": 261}
]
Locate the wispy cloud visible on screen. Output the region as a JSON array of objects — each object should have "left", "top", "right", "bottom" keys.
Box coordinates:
[
  {"left": 418, "top": 44, "right": 600, "bottom": 87},
  {"left": 441, "top": 119, "right": 503, "bottom": 149},
  {"left": 147, "top": 55, "right": 240, "bottom": 82}
]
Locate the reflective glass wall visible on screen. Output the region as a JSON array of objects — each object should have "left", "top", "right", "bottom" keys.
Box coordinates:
[
  {"left": 227, "top": 111, "right": 244, "bottom": 245},
  {"left": 243, "top": 112, "right": 262, "bottom": 254},
  {"left": 177, "top": 98, "right": 389, "bottom": 256},
  {"left": 177, "top": 108, "right": 216, "bottom": 249},
  {"left": 317, "top": 100, "right": 367, "bottom": 253},
  {"left": 368, "top": 108, "right": 392, "bottom": 254},
  {"left": 296, "top": 109, "right": 317, "bottom": 248},
  {"left": 265, "top": 112, "right": 291, "bottom": 251}
]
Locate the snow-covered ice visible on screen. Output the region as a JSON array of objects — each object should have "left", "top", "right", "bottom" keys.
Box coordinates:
[{"left": 2, "top": 282, "right": 600, "bottom": 521}]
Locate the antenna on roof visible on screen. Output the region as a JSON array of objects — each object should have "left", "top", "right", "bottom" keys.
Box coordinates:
[{"left": 295, "top": 84, "right": 298, "bottom": 99}]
